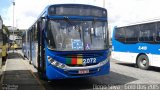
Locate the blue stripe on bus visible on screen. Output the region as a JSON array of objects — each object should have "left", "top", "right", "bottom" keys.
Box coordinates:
[
  {"left": 112, "top": 39, "right": 160, "bottom": 55},
  {"left": 47, "top": 16, "right": 107, "bottom": 21}
]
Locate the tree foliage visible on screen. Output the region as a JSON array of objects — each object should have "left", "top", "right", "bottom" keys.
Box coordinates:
[{"left": 2, "top": 24, "right": 10, "bottom": 37}]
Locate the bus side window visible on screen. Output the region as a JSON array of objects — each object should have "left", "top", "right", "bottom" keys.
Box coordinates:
[
  {"left": 139, "top": 23, "right": 155, "bottom": 42},
  {"left": 156, "top": 22, "right": 160, "bottom": 42},
  {"left": 156, "top": 32, "right": 160, "bottom": 41},
  {"left": 125, "top": 25, "right": 139, "bottom": 43},
  {"left": 115, "top": 27, "right": 125, "bottom": 43}
]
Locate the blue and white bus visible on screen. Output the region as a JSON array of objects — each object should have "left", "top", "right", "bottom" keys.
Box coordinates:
[
  {"left": 22, "top": 4, "right": 110, "bottom": 80},
  {"left": 112, "top": 20, "right": 160, "bottom": 70}
]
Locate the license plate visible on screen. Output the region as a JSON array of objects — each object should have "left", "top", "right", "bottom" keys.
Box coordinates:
[{"left": 78, "top": 69, "right": 89, "bottom": 74}]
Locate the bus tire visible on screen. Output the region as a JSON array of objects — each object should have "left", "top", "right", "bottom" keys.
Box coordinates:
[
  {"left": 137, "top": 55, "right": 149, "bottom": 70},
  {"left": 38, "top": 72, "right": 48, "bottom": 81}
]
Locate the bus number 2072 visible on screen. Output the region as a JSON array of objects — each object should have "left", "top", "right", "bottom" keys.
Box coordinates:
[{"left": 83, "top": 58, "right": 96, "bottom": 64}]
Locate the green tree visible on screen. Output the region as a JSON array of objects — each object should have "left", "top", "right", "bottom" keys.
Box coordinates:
[
  {"left": 2, "top": 25, "right": 10, "bottom": 37},
  {"left": 2, "top": 25, "right": 10, "bottom": 44}
]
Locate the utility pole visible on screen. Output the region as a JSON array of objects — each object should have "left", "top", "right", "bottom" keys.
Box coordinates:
[
  {"left": 103, "top": 0, "right": 105, "bottom": 8},
  {"left": 12, "top": 0, "right": 15, "bottom": 53}
]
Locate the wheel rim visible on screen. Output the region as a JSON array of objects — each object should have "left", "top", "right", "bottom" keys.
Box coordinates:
[{"left": 140, "top": 58, "right": 147, "bottom": 67}]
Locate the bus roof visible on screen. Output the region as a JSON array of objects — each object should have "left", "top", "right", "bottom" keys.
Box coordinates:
[
  {"left": 47, "top": 4, "right": 106, "bottom": 9},
  {"left": 28, "top": 4, "right": 107, "bottom": 30},
  {"left": 116, "top": 18, "right": 160, "bottom": 28},
  {"left": 39, "top": 4, "right": 107, "bottom": 18}
]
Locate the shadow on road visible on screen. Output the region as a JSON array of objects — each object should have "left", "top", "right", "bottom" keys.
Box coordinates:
[
  {"left": 117, "top": 63, "right": 160, "bottom": 72},
  {"left": 44, "top": 71, "right": 137, "bottom": 90},
  {"left": 149, "top": 66, "right": 160, "bottom": 72},
  {"left": 117, "top": 63, "right": 136, "bottom": 68}
]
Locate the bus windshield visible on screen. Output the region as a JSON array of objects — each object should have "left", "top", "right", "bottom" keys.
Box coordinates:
[{"left": 47, "top": 20, "right": 107, "bottom": 51}]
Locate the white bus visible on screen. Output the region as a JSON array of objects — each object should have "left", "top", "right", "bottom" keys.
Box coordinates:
[{"left": 112, "top": 20, "right": 160, "bottom": 70}]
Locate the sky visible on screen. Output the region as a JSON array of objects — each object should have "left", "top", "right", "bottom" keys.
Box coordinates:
[{"left": 1, "top": 0, "right": 160, "bottom": 30}]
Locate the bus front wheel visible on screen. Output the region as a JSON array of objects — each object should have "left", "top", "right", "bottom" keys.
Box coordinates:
[{"left": 137, "top": 55, "right": 149, "bottom": 70}]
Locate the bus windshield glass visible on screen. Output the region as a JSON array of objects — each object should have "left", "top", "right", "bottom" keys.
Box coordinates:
[{"left": 47, "top": 20, "right": 107, "bottom": 51}]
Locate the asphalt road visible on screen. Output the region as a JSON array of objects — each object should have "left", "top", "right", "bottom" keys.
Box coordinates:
[
  {"left": 4, "top": 50, "right": 160, "bottom": 90},
  {"left": 41, "top": 60, "right": 160, "bottom": 90}
]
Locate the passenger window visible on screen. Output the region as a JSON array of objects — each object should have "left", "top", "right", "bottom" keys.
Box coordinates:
[
  {"left": 139, "top": 23, "right": 155, "bottom": 42},
  {"left": 115, "top": 27, "right": 125, "bottom": 42},
  {"left": 156, "top": 22, "right": 160, "bottom": 42},
  {"left": 125, "top": 25, "right": 139, "bottom": 43}
]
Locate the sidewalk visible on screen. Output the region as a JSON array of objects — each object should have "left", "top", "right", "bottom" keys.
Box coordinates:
[
  {"left": 1, "top": 51, "right": 44, "bottom": 90},
  {"left": 0, "top": 57, "right": 6, "bottom": 84}
]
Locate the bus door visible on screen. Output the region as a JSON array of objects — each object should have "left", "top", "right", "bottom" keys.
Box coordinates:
[
  {"left": 32, "top": 25, "right": 38, "bottom": 67},
  {"left": 29, "top": 30, "right": 32, "bottom": 64},
  {"left": 31, "top": 28, "right": 34, "bottom": 65},
  {"left": 37, "top": 19, "right": 45, "bottom": 73},
  {"left": 34, "top": 25, "right": 38, "bottom": 67}
]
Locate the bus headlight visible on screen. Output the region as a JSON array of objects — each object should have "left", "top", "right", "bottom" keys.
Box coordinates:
[{"left": 47, "top": 56, "right": 66, "bottom": 69}]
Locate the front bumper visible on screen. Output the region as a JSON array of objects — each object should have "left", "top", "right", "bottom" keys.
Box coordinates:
[{"left": 46, "top": 61, "right": 110, "bottom": 80}]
